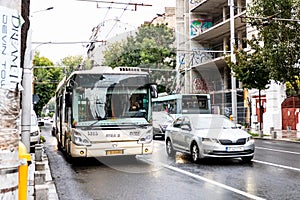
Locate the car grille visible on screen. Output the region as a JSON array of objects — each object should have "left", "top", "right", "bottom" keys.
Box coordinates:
[
  {"left": 219, "top": 138, "right": 246, "bottom": 145},
  {"left": 209, "top": 149, "right": 254, "bottom": 156}
]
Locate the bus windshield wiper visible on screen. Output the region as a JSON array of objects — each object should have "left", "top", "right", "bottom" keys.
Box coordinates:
[
  {"left": 88, "top": 117, "right": 108, "bottom": 127},
  {"left": 119, "top": 122, "right": 149, "bottom": 127}
]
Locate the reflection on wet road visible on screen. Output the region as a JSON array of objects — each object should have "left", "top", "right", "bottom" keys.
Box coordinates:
[{"left": 41, "top": 125, "right": 300, "bottom": 200}]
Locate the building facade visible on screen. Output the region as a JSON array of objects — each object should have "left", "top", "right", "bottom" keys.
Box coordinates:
[{"left": 175, "top": 0, "right": 286, "bottom": 131}]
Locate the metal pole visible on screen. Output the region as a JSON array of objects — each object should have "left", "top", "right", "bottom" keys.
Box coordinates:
[
  {"left": 229, "top": 0, "right": 237, "bottom": 124},
  {"left": 21, "top": 28, "right": 33, "bottom": 152}
]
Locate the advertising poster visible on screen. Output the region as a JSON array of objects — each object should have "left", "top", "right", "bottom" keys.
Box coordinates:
[{"left": 0, "top": 6, "right": 22, "bottom": 90}]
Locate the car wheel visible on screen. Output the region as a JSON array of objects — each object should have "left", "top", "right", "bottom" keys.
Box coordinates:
[
  {"left": 57, "top": 140, "right": 63, "bottom": 151},
  {"left": 166, "top": 139, "right": 175, "bottom": 157},
  {"left": 241, "top": 156, "right": 253, "bottom": 163},
  {"left": 191, "top": 143, "right": 200, "bottom": 163}
]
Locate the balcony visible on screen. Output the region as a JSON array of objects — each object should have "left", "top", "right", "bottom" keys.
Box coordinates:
[
  {"left": 191, "top": 10, "right": 246, "bottom": 43},
  {"left": 190, "top": 0, "right": 226, "bottom": 15}
]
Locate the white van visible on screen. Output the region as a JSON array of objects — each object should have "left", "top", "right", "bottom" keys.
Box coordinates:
[
  {"left": 18, "top": 109, "right": 41, "bottom": 146},
  {"left": 29, "top": 110, "right": 41, "bottom": 146}
]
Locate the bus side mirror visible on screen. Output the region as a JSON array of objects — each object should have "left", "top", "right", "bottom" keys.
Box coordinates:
[
  {"left": 66, "top": 86, "right": 72, "bottom": 92},
  {"left": 150, "top": 84, "right": 158, "bottom": 98},
  {"left": 65, "top": 93, "right": 72, "bottom": 107}
]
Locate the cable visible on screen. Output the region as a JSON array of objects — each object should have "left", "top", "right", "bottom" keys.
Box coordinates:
[
  {"left": 32, "top": 40, "right": 107, "bottom": 45},
  {"left": 104, "top": 0, "right": 131, "bottom": 39}
]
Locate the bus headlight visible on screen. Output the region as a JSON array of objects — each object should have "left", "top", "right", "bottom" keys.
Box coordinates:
[
  {"left": 72, "top": 131, "right": 92, "bottom": 146},
  {"left": 138, "top": 129, "right": 152, "bottom": 144}
]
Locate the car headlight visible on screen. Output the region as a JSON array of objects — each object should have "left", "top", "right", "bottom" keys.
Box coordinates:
[
  {"left": 30, "top": 131, "right": 39, "bottom": 136},
  {"left": 138, "top": 129, "right": 152, "bottom": 144},
  {"left": 247, "top": 136, "right": 254, "bottom": 142},
  {"left": 72, "top": 131, "right": 91, "bottom": 146},
  {"left": 202, "top": 138, "right": 219, "bottom": 143}
]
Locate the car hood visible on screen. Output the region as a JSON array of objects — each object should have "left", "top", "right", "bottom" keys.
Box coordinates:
[{"left": 194, "top": 128, "right": 250, "bottom": 140}]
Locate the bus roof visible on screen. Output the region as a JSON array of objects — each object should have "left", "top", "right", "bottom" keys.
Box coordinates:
[
  {"left": 56, "top": 66, "right": 149, "bottom": 93},
  {"left": 69, "top": 66, "right": 148, "bottom": 76}
]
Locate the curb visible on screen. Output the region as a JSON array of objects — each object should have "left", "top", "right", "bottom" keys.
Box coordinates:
[{"left": 28, "top": 153, "right": 59, "bottom": 200}]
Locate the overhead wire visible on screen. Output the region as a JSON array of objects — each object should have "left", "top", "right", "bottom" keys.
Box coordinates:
[
  {"left": 104, "top": 0, "right": 132, "bottom": 39},
  {"left": 32, "top": 1, "right": 151, "bottom": 51}
]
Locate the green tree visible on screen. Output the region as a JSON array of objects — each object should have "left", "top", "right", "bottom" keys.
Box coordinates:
[
  {"left": 247, "top": 0, "right": 300, "bottom": 96},
  {"left": 60, "top": 55, "right": 84, "bottom": 76},
  {"left": 228, "top": 37, "right": 271, "bottom": 91},
  {"left": 103, "top": 24, "right": 176, "bottom": 93},
  {"left": 226, "top": 0, "right": 300, "bottom": 129},
  {"left": 227, "top": 38, "right": 271, "bottom": 130},
  {"left": 33, "top": 52, "right": 63, "bottom": 116}
]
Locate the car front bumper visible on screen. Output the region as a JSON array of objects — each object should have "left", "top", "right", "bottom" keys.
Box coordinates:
[{"left": 202, "top": 142, "right": 255, "bottom": 158}]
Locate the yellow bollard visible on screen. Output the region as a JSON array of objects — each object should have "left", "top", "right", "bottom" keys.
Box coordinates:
[{"left": 18, "top": 141, "right": 31, "bottom": 200}]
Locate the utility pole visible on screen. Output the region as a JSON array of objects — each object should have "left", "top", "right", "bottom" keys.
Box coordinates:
[
  {"left": 21, "top": 29, "right": 32, "bottom": 152},
  {"left": 20, "top": 0, "right": 31, "bottom": 153},
  {"left": 21, "top": 5, "right": 54, "bottom": 152},
  {"left": 229, "top": 0, "right": 237, "bottom": 124},
  {"left": 0, "top": 1, "right": 23, "bottom": 199}
]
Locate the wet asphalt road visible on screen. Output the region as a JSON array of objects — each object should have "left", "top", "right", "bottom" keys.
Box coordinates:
[{"left": 41, "top": 125, "right": 300, "bottom": 200}]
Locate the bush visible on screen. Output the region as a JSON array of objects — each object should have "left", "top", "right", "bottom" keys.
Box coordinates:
[{"left": 40, "top": 136, "right": 46, "bottom": 143}]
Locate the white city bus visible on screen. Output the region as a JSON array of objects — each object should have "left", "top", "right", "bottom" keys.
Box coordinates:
[
  {"left": 54, "top": 66, "right": 157, "bottom": 160},
  {"left": 152, "top": 94, "right": 211, "bottom": 137}
]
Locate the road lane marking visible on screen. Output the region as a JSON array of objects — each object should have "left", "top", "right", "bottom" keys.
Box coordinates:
[
  {"left": 253, "top": 159, "right": 300, "bottom": 172},
  {"left": 139, "top": 157, "right": 265, "bottom": 200},
  {"left": 256, "top": 146, "right": 300, "bottom": 155},
  {"left": 164, "top": 164, "right": 265, "bottom": 200}
]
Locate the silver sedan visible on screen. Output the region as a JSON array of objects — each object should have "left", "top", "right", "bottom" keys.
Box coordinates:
[{"left": 165, "top": 114, "right": 255, "bottom": 163}]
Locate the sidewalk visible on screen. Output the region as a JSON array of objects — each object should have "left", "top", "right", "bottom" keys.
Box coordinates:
[
  {"left": 27, "top": 152, "right": 59, "bottom": 200},
  {"left": 251, "top": 129, "right": 300, "bottom": 142}
]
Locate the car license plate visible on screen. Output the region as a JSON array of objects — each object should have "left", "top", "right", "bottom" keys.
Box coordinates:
[
  {"left": 226, "top": 147, "right": 244, "bottom": 152},
  {"left": 106, "top": 150, "right": 123, "bottom": 155}
]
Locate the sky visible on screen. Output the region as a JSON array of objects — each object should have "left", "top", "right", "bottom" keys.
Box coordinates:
[{"left": 30, "top": 0, "right": 176, "bottom": 63}]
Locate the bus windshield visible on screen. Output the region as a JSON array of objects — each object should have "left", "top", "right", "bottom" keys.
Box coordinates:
[
  {"left": 71, "top": 74, "right": 151, "bottom": 126},
  {"left": 181, "top": 95, "right": 209, "bottom": 114},
  {"left": 152, "top": 94, "right": 211, "bottom": 115}
]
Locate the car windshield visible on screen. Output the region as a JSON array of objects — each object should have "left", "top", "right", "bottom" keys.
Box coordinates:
[{"left": 190, "top": 116, "right": 236, "bottom": 129}]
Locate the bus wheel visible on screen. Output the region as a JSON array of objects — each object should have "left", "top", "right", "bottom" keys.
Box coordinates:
[
  {"left": 166, "top": 139, "right": 175, "bottom": 157},
  {"left": 65, "top": 145, "right": 75, "bottom": 164},
  {"left": 65, "top": 152, "right": 75, "bottom": 163},
  {"left": 57, "top": 141, "right": 63, "bottom": 151}
]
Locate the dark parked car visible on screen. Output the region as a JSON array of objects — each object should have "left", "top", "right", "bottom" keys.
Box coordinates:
[{"left": 152, "top": 111, "right": 174, "bottom": 139}]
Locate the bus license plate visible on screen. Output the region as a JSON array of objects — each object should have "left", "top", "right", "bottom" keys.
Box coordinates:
[
  {"left": 226, "top": 147, "right": 244, "bottom": 152},
  {"left": 106, "top": 150, "right": 123, "bottom": 155}
]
